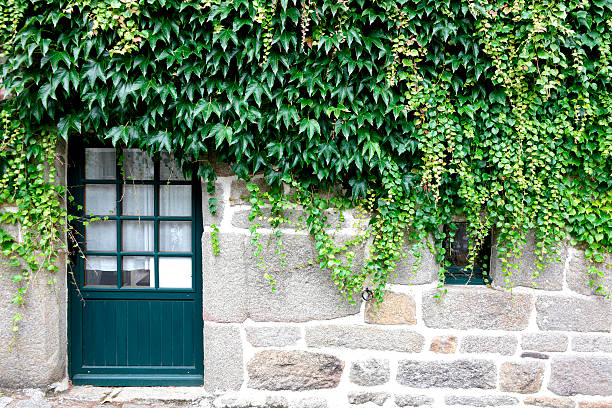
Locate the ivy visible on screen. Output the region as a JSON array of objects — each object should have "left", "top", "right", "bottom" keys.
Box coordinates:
[
  {"left": 65, "top": 0, "right": 148, "bottom": 55},
  {"left": 0, "top": 0, "right": 27, "bottom": 57},
  {"left": 0, "top": 0, "right": 610, "bottom": 318},
  {"left": 210, "top": 223, "right": 220, "bottom": 256},
  {"left": 0, "top": 103, "right": 67, "bottom": 345}
]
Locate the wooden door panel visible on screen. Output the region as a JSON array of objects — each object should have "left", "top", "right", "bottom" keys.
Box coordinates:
[{"left": 80, "top": 299, "right": 197, "bottom": 368}]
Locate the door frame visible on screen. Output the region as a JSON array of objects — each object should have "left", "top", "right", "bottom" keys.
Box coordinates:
[{"left": 67, "top": 137, "right": 204, "bottom": 386}]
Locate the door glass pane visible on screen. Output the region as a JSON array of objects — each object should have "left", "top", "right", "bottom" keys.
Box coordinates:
[
  {"left": 122, "top": 149, "right": 154, "bottom": 180},
  {"left": 86, "top": 221, "right": 117, "bottom": 251},
  {"left": 85, "top": 148, "right": 116, "bottom": 180},
  {"left": 85, "top": 184, "right": 116, "bottom": 215},
  {"left": 122, "top": 256, "right": 155, "bottom": 287},
  {"left": 85, "top": 256, "right": 117, "bottom": 286},
  {"left": 122, "top": 184, "right": 154, "bottom": 216},
  {"left": 159, "top": 152, "right": 186, "bottom": 181},
  {"left": 160, "top": 221, "right": 191, "bottom": 252},
  {"left": 159, "top": 257, "right": 192, "bottom": 288},
  {"left": 122, "top": 221, "right": 154, "bottom": 252},
  {"left": 160, "top": 185, "right": 191, "bottom": 216}
]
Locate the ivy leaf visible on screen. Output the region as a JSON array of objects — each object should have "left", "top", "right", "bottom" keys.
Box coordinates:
[
  {"left": 210, "top": 124, "right": 233, "bottom": 148},
  {"left": 489, "top": 89, "right": 506, "bottom": 105},
  {"left": 83, "top": 61, "right": 105, "bottom": 87},
  {"left": 48, "top": 51, "right": 71, "bottom": 70},
  {"left": 116, "top": 81, "right": 143, "bottom": 106},
  {"left": 299, "top": 118, "right": 321, "bottom": 140},
  {"left": 57, "top": 115, "right": 81, "bottom": 139},
  {"left": 208, "top": 197, "right": 218, "bottom": 215},
  {"left": 38, "top": 83, "right": 55, "bottom": 108},
  {"left": 349, "top": 178, "right": 367, "bottom": 199},
  {"left": 194, "top": 99, "right": 219, "bottom": 122},
  {"left": 363, "top": 140, "right": 382, "bottom": 161},
  {"left": 149, "top": 130, "right": 171, "bottom": 151},
  {"left": 318, "top": 143, "right": 338, "bottom": 165},
  {"left": 244, "top": 82, "right": 264, "bottom": 106},
  {"left": 106, "top": 126, "right": 129, "bottom": 144}
]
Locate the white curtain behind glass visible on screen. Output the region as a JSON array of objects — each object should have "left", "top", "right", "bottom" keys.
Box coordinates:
[
  {"left": 87, "top": 256, "right": 116, "bottom": 273},
  {"left": 159, "top": 152, "right": 186, "bottom": 181},
  {"left": 122, "top": 149, "right": 155, "bottom": 287},
  {"left": 123, "top": 223, "right": 154, "bottom": 286},
  {"left": 160, "top": 221, "right": 191, "bottom": 252},
  {"left": 123, "top": 220, "right": 154, "bottom": 251},
  {"left": 123, "top": 256, "right": 154, "bottom": 287},
  {"left": 123, "top": 184, "right": 154, "bottom": 216},
  {"left": 85, "top": 148, "right": 116, "bottom": 179},
  {"left": 86, "top": 256, "right": 117, "bottom": 286},
  {"left": 123, "top": 149, "right": 154, "bottom": 180},
  {"left": 122, "top": 185, "right": 154, "bottom": 254},
  {"left": 160, "top": 185, "right": 191, "bottom": 216},
  {"left": 86, "top": 221, "right": 116, "bottom": 251}
]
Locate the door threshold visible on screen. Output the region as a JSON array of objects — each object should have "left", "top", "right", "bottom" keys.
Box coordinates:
[{"left": 71, "top": 373, "right": 203, "bottom": 386}]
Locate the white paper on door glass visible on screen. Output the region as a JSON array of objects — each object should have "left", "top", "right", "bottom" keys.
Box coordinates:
[
  {"left": 86, "top": 221, "right": 117, "bottom": 251},
  {"left": 122, "top": 221, "right": 154, "bottom": 252},
  {"left": 160, "top": 221, "right": 191, "bottom": 252},
  {"left": 122, "top": 256, "right": 155, "bottom": 287},
  {"left": 159, "top": 185, "right": 191, "bottom": 216},
  {"left": 85, "top": 148, "right": 116, "bottom": 179},
  {"left": 85, "top": 184, "right": 116, "bottom": 215},
  {"left": 158, "top": 257, "right": 192, "bottom": 288},
  {"left": 159, "top": 152, "right": 186, "bottom": 181},
  {"left": 122, "top": 184, "right": 154, "bottom": 216},
  {"left": 85, "top": 256, "right": 117, "bottom": 286},
  {"left": 122, "top": 149, "right": 154, "bottom": 180}
]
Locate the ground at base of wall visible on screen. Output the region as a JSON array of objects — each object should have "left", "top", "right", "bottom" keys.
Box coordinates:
[
  {"left": 1, "top": 388, "right": 612, "bottom": 408},
  {"left": 0, "top": 387, "right": 201, "bottom": 408}
]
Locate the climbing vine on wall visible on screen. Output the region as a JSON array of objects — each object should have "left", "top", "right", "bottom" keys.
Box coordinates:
[
  {"left": 0, "top": 0, "right": 27, "bottom": 57},
  {"left": 0, "top": 0, "right": 610, "bottom": 319},
  {"left": 0, "top": 104, "right": 67, "bottom": 345}
]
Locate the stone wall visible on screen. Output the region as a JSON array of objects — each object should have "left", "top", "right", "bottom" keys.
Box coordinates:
[
  {"left": 0, "top": 155, "right": 610, "bottom": 408},
  {"left": 202, "top": 174, "right": 612, "bottom": 408},
  {"left": 0, "top": 140, "right": 68, "bottom": 388}
]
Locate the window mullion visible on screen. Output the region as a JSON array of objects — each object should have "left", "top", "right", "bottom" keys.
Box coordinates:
[
  {"left": 154, "top": 159, "right": 160, "bottom": 289},
  {"left": 116, "top": 150, "right": 122, "bottom": 289}
]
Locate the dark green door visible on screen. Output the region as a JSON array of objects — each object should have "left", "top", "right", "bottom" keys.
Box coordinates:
[{"left": 68, "top": 141, "right": 203, "bottom": 386}]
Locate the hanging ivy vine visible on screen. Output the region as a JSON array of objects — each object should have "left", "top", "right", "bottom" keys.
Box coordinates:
[
  {"left": 0, "top": 0, "right": 610, "bottom": 321},
  {"left": 0, "top": 103, "right": 67, "bottom": 345}
]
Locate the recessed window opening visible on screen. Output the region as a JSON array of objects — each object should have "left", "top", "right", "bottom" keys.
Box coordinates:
[{"left": 443, "top": 222, "right": 491, "bottom": 285}]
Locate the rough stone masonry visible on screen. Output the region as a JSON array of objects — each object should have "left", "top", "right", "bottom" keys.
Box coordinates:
[
  {"left": 199, "top": 174, "right": 612, "bottom": 407},
  {"left": 1, "top": 164, "right": 611, "bottom": 408}
]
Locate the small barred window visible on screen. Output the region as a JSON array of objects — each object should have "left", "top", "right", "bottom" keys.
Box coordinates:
[{"left": 443, "top": 222, "right": 491, "bottom": 285}]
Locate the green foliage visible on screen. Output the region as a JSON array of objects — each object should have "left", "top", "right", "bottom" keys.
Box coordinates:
[
  {"left": 0, "top": 0, "right": 27, "bottom": 57},
  {"left": 0, "top": 103, "right": 66, "bottom": 345},
  {"left": 247, "top": 177, "right": 367, "bottom": 300},
  {"left": 0, "top": 0, "right": 611, "bottom": 307},
  {"left": 210, "top": 223, "right": 220, "bottom": 255},
  {"left": 65, "top": 0, "right": 149, "bottom": 55}
]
